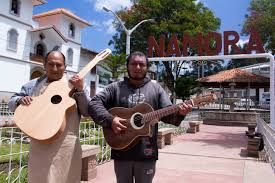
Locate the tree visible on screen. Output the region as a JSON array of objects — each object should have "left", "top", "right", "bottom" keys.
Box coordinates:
[
  {"left": 109, "top": 0, "right": 220, "bottom": 95},
  {"left": 175, "top": 77, "right": 201, "bottom": 99},
  {"left": 227, "top": 43, "right": 267, "bottom": 69},
  {"left": 242, "top": 0, "right": 275, "bottom": 54},
  {"left": 104, "top": 54, "right": 127, "bottom": 81}
]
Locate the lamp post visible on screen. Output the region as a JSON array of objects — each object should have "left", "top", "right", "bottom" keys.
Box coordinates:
[{"left": 103, "top": 6, "right": 154, "bottom": 55}]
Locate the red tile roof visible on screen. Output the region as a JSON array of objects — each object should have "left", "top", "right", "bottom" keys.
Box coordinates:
[{"left": 197, "top": 68, "right": 269, "bottom": 83}]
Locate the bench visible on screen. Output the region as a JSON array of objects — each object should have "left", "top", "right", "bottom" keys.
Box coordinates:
[
  {"left": 157, "top": 128, "right": 175, "bottom": 149},
  {"left": 81, "top": 144, "right": 100, "bottom": 181},
  {"left": 187, "top": 121, "right": 202, "bottom": 133}
]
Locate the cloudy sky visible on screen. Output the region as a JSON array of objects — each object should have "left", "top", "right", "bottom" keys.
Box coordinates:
[{"left": 34, "top": 0, "right": 251, "bottom": 53}]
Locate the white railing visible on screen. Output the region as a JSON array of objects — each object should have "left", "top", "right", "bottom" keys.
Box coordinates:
[
  {"left": 0, "top": 101, "right": 187, "bottom": 182},
  {"left": 0, "top": 101, "right": 112, "bottom": 182},
  {"left": 257, "top": 117, "right": 275, "bottom": 172}
]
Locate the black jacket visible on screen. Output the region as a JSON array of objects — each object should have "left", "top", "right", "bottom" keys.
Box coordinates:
[{"left": 88, "top": 77, "right": 184, "bottom": 161}]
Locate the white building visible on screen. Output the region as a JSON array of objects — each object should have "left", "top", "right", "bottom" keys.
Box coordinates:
[
  {"left": 239, "top": 62, "right": 270, "bottom": 103},
  {"left": 0, "top": 0, "right": 110, "bottom": 101}
]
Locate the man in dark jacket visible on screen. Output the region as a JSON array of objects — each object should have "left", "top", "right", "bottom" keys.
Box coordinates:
[{"left": 88, "top": 51, "right": 192, "bottom": 183}]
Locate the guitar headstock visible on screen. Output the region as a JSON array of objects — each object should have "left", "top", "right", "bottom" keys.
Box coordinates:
[
  {"left": 191, "top": 93, "right": 218, "bottom": 107},
  {"left": 96, "top": 49, "right": 112, "bottom": 60}
]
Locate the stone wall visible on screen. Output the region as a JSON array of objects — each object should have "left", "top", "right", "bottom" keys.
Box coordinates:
[{"left": 202, "top": 111, "right": 259, "bottom": 126}]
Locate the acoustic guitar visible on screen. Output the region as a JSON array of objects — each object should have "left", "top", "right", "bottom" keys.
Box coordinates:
[
  {"left": 103, "top": 93, "right": 217, "bottom": 150},
  {"left": 14, "top": 49, "right": 111, "bottom": 143}
]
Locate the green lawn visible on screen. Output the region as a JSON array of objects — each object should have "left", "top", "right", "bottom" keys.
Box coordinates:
[
  {"left": 0, "top": 167, "right": 28, "bottom": 183},
  {"left": 0, "top": 143, "right": 29, "bottom": 164}
]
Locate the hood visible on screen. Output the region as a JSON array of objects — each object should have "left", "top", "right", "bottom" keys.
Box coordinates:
[{"left": 123, "top": 77, "right": 151, "bottom": 89}]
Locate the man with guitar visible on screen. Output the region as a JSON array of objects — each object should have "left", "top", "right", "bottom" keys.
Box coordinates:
[
  {"left": 8, "top": 50, "right": 90, "bottom": 183},
  {"left": 88, "top": 51, "right": 192, "bottom": 183}
]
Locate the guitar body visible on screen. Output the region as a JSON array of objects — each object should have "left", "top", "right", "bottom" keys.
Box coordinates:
[
  {"left": 14, "top": 80, "right": 76, "bottom": 141},
  {"left": 103, "top": 103, "right": 158, "bottom": 151},
  {"left": 13, "top": 49, "right": 112, "bottom": 143}
]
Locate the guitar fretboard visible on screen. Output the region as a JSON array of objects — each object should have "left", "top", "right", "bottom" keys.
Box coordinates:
[{"left": 142, "top": 100, "right": 193, "bottom": 123}]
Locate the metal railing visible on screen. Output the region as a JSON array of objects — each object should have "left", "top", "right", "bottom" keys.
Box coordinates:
[
  {"left": 0, "top": 102, "right": 188, "bottom": 182},
  {"left": 257, "top": 117, "right": 275, "bottom": 172}
]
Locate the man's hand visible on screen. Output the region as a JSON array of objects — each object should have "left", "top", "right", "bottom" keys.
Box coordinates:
[
  {"left": 178, "top": 103, "right": 192, "bottom": 116},
  {"left": 18, "top": 96, "right": 33, "bottom": 105},
  {"left": 69, "top": 74, "right": 84, "bottom": 92},
  {"left": 112, "top": 116, "right": 127, "bottom": 134}
]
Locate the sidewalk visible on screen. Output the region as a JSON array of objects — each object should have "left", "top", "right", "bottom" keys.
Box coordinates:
[{"left": 90, "top": 124, "right": 275, "bottom": 183}]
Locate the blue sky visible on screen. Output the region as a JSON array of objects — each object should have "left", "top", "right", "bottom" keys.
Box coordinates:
[{"left": 33, "top": 0, "right": 251, "bottom": 53}]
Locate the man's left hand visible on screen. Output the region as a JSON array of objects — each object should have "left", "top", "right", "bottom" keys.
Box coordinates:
[
  {"left": 69, "top": 74, "right": 84, "bottom": 92},
  {"left": 178, "top": 103, "right": 192, "bottom": 116}
]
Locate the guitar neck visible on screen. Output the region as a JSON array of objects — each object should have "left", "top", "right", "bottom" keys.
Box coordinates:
[
  {"left": 143, "top": 100, "right": 193, "bottom": 123},
  {"left": 68, "top": 49, "right": 111, "bottom": 90},
  {"left": 78, "top": 49, "right": 111, "bottom": 79}
]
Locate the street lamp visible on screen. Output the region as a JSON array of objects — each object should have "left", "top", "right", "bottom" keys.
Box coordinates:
[{"left": 103, "top": 6, "right": 154, "bottom": 55}]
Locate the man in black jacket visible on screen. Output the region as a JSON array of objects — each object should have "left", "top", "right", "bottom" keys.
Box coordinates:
[{"left": 88, "top": 51, "right": 192, "bottom": 183}]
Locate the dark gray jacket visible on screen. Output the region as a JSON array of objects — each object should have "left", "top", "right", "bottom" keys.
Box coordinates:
[{"left": 89, "top": 77, "right": 184, "bottom": 161}]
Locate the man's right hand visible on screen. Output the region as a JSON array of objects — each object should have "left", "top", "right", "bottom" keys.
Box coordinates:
[
  {"left": 18, "top": 96, "right": 33, "bottom": 105},
  {"left": 111, "top": 116, "right": 127, "bottom": 134}
]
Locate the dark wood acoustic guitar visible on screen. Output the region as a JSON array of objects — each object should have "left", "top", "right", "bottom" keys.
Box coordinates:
[{"left": 103, "top": 93, "right": 217, "bottom": 150}]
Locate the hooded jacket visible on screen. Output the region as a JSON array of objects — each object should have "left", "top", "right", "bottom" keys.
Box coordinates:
[{"left": 88, "top": 77, "right": 185, "bottom": 161}]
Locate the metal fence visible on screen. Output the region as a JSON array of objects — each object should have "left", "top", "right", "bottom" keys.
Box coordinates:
[
  {"left": 0, "top": 102, "right": 188, "bottom": 182},
  {"left": 257, "top": 117, "right": 275, "bottom": 172},
  {"left": 0, "top": 101, "right": 113, "bottom": 183}
]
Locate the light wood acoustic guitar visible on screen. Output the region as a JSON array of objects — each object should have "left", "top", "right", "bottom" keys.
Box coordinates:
[
  {"left": 14, "top": 49, "right": 112, "bottom": 143},
  {"left": 103, "top": 93, "right": 217, "bottom": 151}
]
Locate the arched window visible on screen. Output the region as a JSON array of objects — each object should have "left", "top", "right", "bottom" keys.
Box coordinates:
[
  {"left": 10, "top": 0, "right": 20, "bottom": 15},
  {"left": 67, "top": 48, "right": 73, "bottom": 65},
  {"left": 7, "top": 29, "right": 18, "bottom": 51},
  {"left": 35, "top": 43, "right": 46, "bottom": 56},
  {"left": 68, "top": 23, "right": 75, "bottom": 38}
]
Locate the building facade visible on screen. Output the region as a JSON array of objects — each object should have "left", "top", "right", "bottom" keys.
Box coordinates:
[{"left": 0, "top": 0, "right": 110, "bottom": 101}]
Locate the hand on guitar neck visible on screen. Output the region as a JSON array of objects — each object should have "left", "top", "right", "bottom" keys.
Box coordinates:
[
  {"left": 177, "top": 102, "right": 193, "bottom": 116},
  {"left": 110, "top": 102, "right": 193, "bottom": 135}
]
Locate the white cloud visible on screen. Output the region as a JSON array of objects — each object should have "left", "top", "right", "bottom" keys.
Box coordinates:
[
  {"left": 90, "top": 19, "right": 116, "bottom": 35},
  {"left": 237, "top": 38, "right": 249, "bottom": 47},
  {"left": 195, "top": 0, "right": 201, "bottom": 4},
  {"left": 86, "top": 0, "right": 132, "bottom": 12},
  {"left": 103, "top": 19, "right": 116, "bottom": 34}
]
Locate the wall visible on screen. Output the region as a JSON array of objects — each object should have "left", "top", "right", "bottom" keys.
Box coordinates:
[
  {"left": 0, "top": 16, "right": 31, "bottom": 61},
  {"left": 0, "top": 56, "right": 31, "bottom": 93},
  {"left": 0, "top": 0, "right": 34, "bottom": 24}
]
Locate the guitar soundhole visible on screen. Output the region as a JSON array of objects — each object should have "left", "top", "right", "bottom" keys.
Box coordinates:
[
  {"left": 51, "top": 95, "right": 62, "bottom": 104},
  {"left": 133, "top": 113, "right": 144, "bottom": 127}
]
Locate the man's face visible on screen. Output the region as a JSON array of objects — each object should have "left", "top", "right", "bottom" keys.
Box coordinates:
[
  {"left": 44, "top": 51, "right": 66, "bottom": 82},
  {"left": 127, "top": 55, "right": 148, "bottom": 80}
]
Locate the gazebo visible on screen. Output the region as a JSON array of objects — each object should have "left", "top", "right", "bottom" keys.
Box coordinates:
[
  {"left": 197, "top": 68, "right": 270, "bottom": 111},
  {"left": 196, "top": 68, "right": 270, "bottom": 126}
]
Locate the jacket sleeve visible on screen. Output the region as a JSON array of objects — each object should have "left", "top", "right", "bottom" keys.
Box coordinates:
[
  {"left": 73, "top": 87, "right": 91, "bottom": 117},
  {"left": 8, "top": 85, "right": 30, "bottom": 112},
  {"left": 157, "top": 85, "right": 185, "bottom": 127},
  {"left": 88, "top": 83, "right": 116, "bottom": 128}
]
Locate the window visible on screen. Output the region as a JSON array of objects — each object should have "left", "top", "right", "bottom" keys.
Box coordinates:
[
  {"left": 10, "top": 0, "right": 20, "bottom": 15},
  {"left": 36, "top": 43, "right": 45, "bottom": 56},
  {"left": 68, "top": 23, "right": 75, "bottom": 38},
  {"left": 67, "top": 48, "right": 73, "bottom": 65},
  {"left": 7, "top": 29, "right": 18, "bottom": 51}
]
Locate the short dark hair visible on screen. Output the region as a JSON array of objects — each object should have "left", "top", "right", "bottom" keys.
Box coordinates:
[
  {"left": 126, "top": 51, "right": 149, "bottom": 67},
  {"left": 44, "top": 50, "right": 66, "bottom": 65}
]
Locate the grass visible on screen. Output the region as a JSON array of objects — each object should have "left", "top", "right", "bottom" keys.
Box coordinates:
[
  {"left": 0, "top": 143, "right": 29, "bottom": 164},
  {"left": 0, "top": 120, "right": 110, "bottom": 182},
  {"left": 0, "top": 167, "right": 28, "bottom": 183}
]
